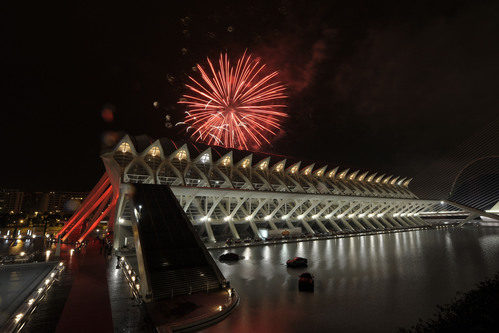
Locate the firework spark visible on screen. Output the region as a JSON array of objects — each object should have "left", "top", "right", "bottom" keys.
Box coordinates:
[{"left": 179, "top": 52, "right": 287, "bottom": 150}]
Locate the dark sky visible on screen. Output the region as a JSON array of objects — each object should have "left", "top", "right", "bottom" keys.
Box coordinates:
[{"left": 2, "top": 1, "right": 498, "bottom": 192}]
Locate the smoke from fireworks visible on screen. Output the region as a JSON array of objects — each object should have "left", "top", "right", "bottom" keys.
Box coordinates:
[{"left": 179, "top": 52, "right": 287, "bottom": 150}]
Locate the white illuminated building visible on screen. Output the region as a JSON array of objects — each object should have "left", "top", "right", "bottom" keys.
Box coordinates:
[{"left": 102, "top": 135, "right": 466, "bottom": 244}]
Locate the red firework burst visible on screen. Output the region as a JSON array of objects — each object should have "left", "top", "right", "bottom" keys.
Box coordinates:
[{"left": 179, "top": 52, "right": 287, "bottom": 150}]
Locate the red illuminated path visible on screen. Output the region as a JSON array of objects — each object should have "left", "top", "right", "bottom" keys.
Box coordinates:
[{"left": 56, "top": 240, "right": 113, "bottom": 332}]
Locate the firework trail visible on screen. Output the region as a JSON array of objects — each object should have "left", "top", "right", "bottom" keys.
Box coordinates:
[{"left": 179, "top": 52, "right": 287, "bottom": 150}]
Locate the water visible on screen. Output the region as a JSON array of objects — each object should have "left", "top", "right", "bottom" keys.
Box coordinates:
[
  {"left": 206, "top": 227, "right": 499, "bottom": 332},
  {"left": 0, "top": 238, "right": 43, "bottom": 257}
]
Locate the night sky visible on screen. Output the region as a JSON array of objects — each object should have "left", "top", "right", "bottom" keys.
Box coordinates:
[{"left": 2, "top": 1, "right": 499, "bottom": 192}]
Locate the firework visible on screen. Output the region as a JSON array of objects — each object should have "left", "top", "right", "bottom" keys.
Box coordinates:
[{"left": 179, "top": 52, "right": 287, "bottom": 149}]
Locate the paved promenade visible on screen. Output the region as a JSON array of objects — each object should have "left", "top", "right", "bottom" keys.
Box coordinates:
[{"left": 56, "top": 240, "right": 113, "bottom": 332}]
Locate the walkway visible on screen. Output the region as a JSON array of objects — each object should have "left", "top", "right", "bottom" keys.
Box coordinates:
[{"left": 56, "top": 240, "right": 113, "bottom": 332}]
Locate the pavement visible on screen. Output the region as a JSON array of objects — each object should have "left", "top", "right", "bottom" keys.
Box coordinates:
[{"left": 56, "top": 239, "right": 113, "bottom": 332}]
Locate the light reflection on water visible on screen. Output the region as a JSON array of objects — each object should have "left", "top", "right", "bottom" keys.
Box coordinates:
[{"left": 208, "top": 227, "right": 499, "bottom": 332}]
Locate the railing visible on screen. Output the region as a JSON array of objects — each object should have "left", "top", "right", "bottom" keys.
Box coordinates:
[{"left": 3, "top": 261, "right": 65, "bottom": 333}]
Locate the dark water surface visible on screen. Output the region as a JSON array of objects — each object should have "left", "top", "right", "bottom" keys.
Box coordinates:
[{"left": 206, "top": 227, "right": 499, "bottom": 332}]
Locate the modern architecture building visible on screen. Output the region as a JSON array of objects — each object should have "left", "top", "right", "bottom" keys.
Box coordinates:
[{"left": 57, "top": 134, "right": 497, "bottom": 247}]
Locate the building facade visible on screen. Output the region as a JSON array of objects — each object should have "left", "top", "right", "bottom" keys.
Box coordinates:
[{"left": 98, "top": 135, "right": 453, "bottom": 245}]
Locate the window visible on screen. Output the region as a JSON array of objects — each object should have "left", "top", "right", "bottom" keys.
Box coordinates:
[
  {"left": 149, "top": 146, "right": 160, "bottom": 157},
  {"left": 221, "top": 156, "right": 231, "bottom": 166},
  {"left": 176, "top": 150, "right": 187, "bottom": 160},
  {"left": 241, "top": 158, "right": 250, "bottom": 168},
  {"left": 200, "top": 153, "right": 210, "bottom": 164},
  {"left": 119, "top": 142, "right": 130, "bottom": 153}
]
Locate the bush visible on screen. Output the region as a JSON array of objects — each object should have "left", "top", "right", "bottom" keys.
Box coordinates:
[{"left": 401, "top": 274, "right": 499, "bottom": 332}]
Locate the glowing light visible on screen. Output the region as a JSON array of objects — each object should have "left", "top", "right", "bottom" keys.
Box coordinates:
[
  {"left": 221, "top": 156, "right": 231, "bottom": 166},
  {"left": 245, "top": 216, "right": 252, "bottom": 221},
  {"left": 200, "top": 153, "right": 210, "bottom": 163},
  {"left": 303, "top": 166, "right": 313, "bottom": 175},
  {"left": 264, "top": 215, "right": 272, "bottom": 221},
  {"left": 149, "top": 146, "right": 160, "bottom": 157},
  {"left": 28, "top": 298, "right": 35, "bottom": 305},
  {"left": 20, "top": 251, "right": 25, "bottom": 256},
  {"left": 59, "top": 262, "right": 63, "bottom": 266},
  {"left": 70, "top": 249, "right": 74, "bottom": 256},
  {"left": 119, "top": 142, "right": 130, "bottom": 153},
  {"left": 223, "top": 216, "right": 231, "bottom": 222},
  {"left": 180, "top": 52, "right": 287, "bottom": 149},
  {"left": 218, "top": 305, "right": 223, "bottom": 311},
  {"left": 176, "top": 149, "right": 187, "bottom": 160},
  {"left": 45, "top": 279, "right": 50, "bottom": 285},
  {"left": 15, "top": 313, "right": 23, "bottom": 323},
  {"left": 241, "top": 158, "right": 251, "bottom": 168}
]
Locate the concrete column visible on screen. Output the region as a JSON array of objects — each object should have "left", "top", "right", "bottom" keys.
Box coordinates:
[
  {"left": 284, "top": 219, "right": 295, "bottom": 230},
  {"left": 340, "top": 217, "right": 361, "bottom": 231},
  {"left": 205, "top": 221, "right": 216, "bottom": 242},
  {"left": 301, "top": 220, "right": 315, "bottom": 234},
  {"left": 248, "top": 220, "right": 262, "bottom": 239},
  {"left": 400, "top": 215, "right": 418, "bottom": 227},
  {"left": 364, "top": 217, "right": 384, "bottom": 229},
  {"left": 379, "top": 217, "right": 395, "bottom": 227},
  {"left": 350, "top": 218, "right": 367, "bottom": 230},
  {"left": 315, "top": 220, "right": 330, "bottom": 233},
  {"left": 267, "top": 220, "right": 278, "bottom": 230},
  {"left": 228, "top": 220, "right": 240, "bottom": 239},
  {"left": 458, "top": 213, "right": 479, "bottom": 227},
  {"left": 113, "top": 193, "right": 126, "bottom": 251},
  {"left": 389, "top": 216, "right": 407, "bottom": 227},
  {"left": 328, "top": 220, "right": 343, "bottom": 232}
]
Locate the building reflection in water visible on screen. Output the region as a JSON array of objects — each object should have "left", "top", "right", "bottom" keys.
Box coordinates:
[{"left": 208, "top": 227, "right": 499, "bottom": 333}]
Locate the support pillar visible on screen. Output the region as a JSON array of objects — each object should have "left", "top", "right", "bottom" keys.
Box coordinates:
[
  {"left": 301, "top": 220, "right": 315, "bottom": 234},
  {"left": 205, "top": 221, "right": 216, "bottom": 243},
  {"left": 364, "top": 217, "right": 384, "bottom": 229},
  {"left": 228, "top": 220, "right": 240, "bottom": 239},
  {"left": 315, "top": 220, "right": 330, "bottom": 233},
  {"left": 328, "top": 220, "right": 343, "bottom": 232},
  {"left": 248, "top": 220, "right": 262, "bottom": 239}
]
